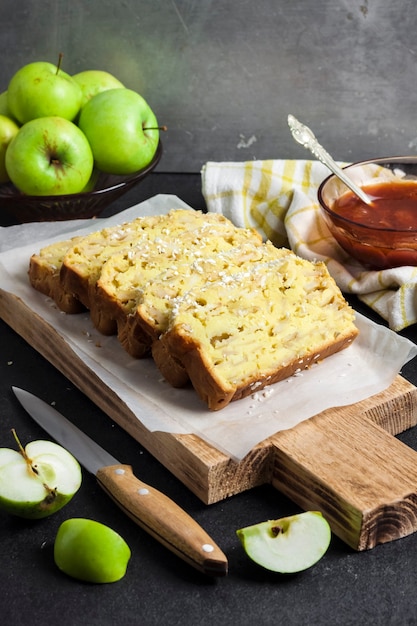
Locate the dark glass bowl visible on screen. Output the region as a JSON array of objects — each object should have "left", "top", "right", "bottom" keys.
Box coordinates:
[
  {"left": 318, "top": 156, "right": 417, "bottom": 269},
  {"left": 0, "top": 140, "right": 162, "bottom": 225}
]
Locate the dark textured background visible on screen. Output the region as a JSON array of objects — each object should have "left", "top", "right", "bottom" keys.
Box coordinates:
[{"left": 0, "top": 0, "right": 416, "bottom": 172}]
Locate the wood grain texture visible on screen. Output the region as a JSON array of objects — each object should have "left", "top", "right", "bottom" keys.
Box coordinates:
[
  {"left": 270, "top": 406, "right": 417, "bottom": 550},
  {"left": 2, "top": 287, "right": 417, "bottom": 550}
]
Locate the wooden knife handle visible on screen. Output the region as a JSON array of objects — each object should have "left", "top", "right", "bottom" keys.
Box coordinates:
[{"left": 96, "top": 464, "right": 228, "bottom": 576}]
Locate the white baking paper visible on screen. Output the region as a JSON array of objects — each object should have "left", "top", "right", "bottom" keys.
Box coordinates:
[{"left": 1, "top": 194, "right": 416, "bottom": 460}]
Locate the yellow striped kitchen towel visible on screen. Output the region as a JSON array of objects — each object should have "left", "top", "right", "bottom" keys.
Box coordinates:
[{"left": 202, "top": 159, "right": 417, "bottom": 332}]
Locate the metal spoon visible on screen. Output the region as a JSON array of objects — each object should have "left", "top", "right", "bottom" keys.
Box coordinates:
[{"left": 287, "top": 114, "right": 373, "bottom": 206}]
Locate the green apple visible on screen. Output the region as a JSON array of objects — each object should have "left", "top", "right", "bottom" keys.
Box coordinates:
[
  {"left": 0, "top": 114, "right": 20, "bottom": 183},
  {"left": 7, "top": 59, "right": 82, "bottom": 124},
  {"left": 236, "top": 511, "right": 331, "bottom": 573},
  {"left": 0, "top": 436, "right": 82, "bottom": 519},
  {"left": 72, "top": 70, "right": 124, "bottom": 108},
  {"left": 78, "top": 88, "right": 160, "bottom": 175},
  {"left": 54, "top": 518, "right": 131, "bottom": 583},
  {"left": 0, "top": 91, "right": 16, "bottom": 120},
  {"left": 5, "top": 116, "right": 94, "bottom": 196},
  {"left": 81, "top": 168, "right": 100, "bottom": 192}
]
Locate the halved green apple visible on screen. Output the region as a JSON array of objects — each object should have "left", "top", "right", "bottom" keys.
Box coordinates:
[
  {"left": 236, "top": 511, "right": 331, "bottom": 573},
  {"left": 0, "top": 436, "right": 82, "bottom": 519}
]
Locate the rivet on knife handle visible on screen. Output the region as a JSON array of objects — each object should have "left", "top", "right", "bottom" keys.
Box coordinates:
[{"left": 96, "top": 464, "right": 228, "bottom": 577}]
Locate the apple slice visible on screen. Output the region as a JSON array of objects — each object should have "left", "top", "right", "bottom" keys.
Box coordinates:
[
  {"left": 236, "top": 511, "right": 331, "bottom": 573},
  {"left": 54, "top": 518, "right": 131, "bottom": 583},
  {"left": 0, "top": 436, "right": 82, "bottom": 519}
]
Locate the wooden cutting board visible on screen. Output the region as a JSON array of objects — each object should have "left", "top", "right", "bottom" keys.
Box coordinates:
[{"left": 2, "top": 287, "right": 417, "bottom": 552}]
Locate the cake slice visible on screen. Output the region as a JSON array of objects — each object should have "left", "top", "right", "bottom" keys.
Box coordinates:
[
  {"left": 135, "top": 241, "right": 292, "bottom": 384},
  {"left": 159, "top": 256, "right": 359, "bottom": 410},
  {"left": 59, "top": 213, "right": 166, "bottom": 334},
  {"left": 29, "top": 236, "right": 86, "bottom": 314},
  {"left": 94, "top": 217, "right": 263, "bottom": 355},
  {"left": 137, "top": 241, "right": 286, "bottom": 343}
]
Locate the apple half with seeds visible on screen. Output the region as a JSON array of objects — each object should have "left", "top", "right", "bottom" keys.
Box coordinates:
[
  {"left": 0, "top": 434, "right": 82, "bottom": 519},
  {"left": 236, "top": 511, "right": 331, "bottom": 573}
]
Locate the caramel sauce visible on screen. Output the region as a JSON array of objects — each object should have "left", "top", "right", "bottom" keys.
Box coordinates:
[
  {"left": 327, "top": 179, "right": 417, "bottom": 268},
  {"left": 332, "top": 180, "right": 417, "bottom": 230}
]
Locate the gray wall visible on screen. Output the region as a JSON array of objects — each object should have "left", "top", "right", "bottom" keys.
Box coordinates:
[{"left": 1, "top": 0, "right": 416, "bottom": 172}]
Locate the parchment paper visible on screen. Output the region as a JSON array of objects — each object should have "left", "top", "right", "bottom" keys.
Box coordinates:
[{"left": 1, "top": 194, "right": 416, "bottom": 460}]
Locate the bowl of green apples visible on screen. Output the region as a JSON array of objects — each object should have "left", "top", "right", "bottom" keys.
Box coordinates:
[
  {"left": 0, "top": 140, "right": 163, "bottom": 224},
  {"left": 0, "top": 58, "right": 164, "bottom": 224}
]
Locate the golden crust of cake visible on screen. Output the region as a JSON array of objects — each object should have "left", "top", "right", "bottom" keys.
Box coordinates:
[
  {"left": 151, "top": 338, "right": 190, "bottom": 388},
  {"left": 29, "top": 237, "right": 86, "bottom": 314},
  {"left": 159, "top": 257, "right": 359, "bottom": 410}
]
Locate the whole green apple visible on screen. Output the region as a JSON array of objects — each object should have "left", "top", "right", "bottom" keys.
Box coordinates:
[
  {"left": 5, "top": 116, "right": 94, "bottom": 196},
  {"left": 7, "top": 60, "right": 82, "bottom": 124},
  {"left": 72, "top": 70, "right": 124, "bottom": 108},
  {"left": 78, "top": 88, "right": 160, "bottom": 175},
  {"left": 0, "top": 114, "right": 20, "bottom": 183},
  {"left": 236, "top": 511, "right": 331, "bottom": 573},
  {"left": 0, "top": 438, "right": 82, "bottom": 519},
  {"left": 54, "top": 518, "right": 131, "bottom": 583}
]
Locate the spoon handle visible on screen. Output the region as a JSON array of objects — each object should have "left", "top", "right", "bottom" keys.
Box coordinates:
[{"left": 287, "top": 115, "right": 373, "bottom": 206}]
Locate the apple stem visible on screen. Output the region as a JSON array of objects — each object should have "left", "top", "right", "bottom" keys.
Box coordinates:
[
  {"left": 10, "top": 429, "right": 58, "bottom": 500},
  {"left": 11, "top": 428, "right": 38, "bottom": 476},
  {"left": 11, "top": 428, "right": 53, "bottom": 494},
  {"left": 11, "top": 428, "right": 27, "bottom": 457},
  {"left": 56, "top": 52, "right": 64, "bottom": 75},
  {"left": 143, "top": 125, "right": 168, "bottom": 132}
]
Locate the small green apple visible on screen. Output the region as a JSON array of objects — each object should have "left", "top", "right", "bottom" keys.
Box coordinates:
[
  {"left": 0, "top": 435, "right": 82, "bottom": 519},
  {"left": 78, "top": 88, "right": 160, "bottom": 175},
  {"left": 5, "top": 116, "right": 94, "bottom": 196},
  {"left": 54, "top": 518, "right": 131, "bottom": 583},
  {"left": 236, "top": 511, "right": 331, "bottom": 573},
  {"left": 0, "top": 114, "right": 20, "bottom": 183},
  {"left": 7, "top": 58, "right": 82, "bottom": 124},
  {"left": 72, "top": 69, "right": 124, "bottom": 108}
]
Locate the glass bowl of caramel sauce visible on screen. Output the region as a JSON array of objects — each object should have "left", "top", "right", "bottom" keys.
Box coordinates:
[{"left": 318, "top": 156, "right": 417, "bottom": 269}]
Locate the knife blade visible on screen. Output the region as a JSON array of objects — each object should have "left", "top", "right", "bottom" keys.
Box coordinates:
[{"left": 12, "top": 386, "right": 228, "bottom": 577}]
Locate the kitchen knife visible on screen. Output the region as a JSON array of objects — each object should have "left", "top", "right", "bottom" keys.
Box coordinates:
[{"left": 12, "top": 386, "right": 228, "bottom": 577}]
